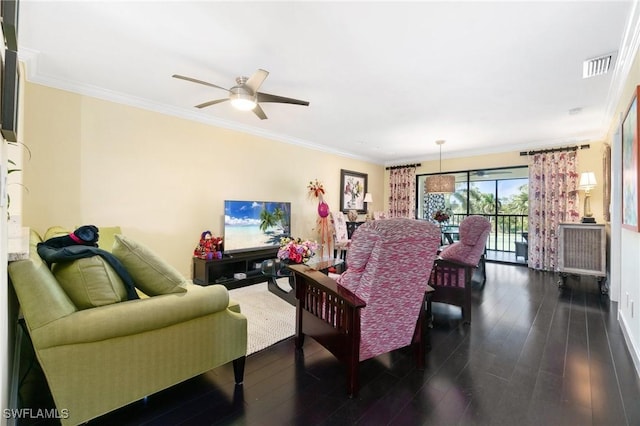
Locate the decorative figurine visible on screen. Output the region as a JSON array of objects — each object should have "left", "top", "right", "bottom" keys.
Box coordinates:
[
  {"left": 308, "top": 179, "right": 333, "bottom": 259},
  {"left": 194, "top": 230, "right": 223, "bottom": 260}
]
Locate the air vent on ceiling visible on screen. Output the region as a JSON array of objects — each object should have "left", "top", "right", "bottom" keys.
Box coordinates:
[{"left": 582, "top": 52, "right": 615, "bottom": 78}]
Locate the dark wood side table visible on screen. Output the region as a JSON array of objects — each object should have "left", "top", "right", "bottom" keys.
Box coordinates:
[{"left": 346, "top": 221, "right": 365, "bottom": 239}]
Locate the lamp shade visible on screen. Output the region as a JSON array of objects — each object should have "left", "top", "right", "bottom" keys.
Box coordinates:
[
  {"left": 363, "top": 193, "right": 373, "bottom": 203},
  {"left": 578, "top": 172, "right": 597, "bottom": 190},
  {"left": 425, "top": 174, "right": 455, "bottom": 194}
]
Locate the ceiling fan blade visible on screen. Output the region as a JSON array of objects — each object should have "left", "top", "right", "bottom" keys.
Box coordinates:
[
  {"left": 195, "top": 98, "right": 229, "bottom": 109},
  {"left": 253, "top": 103, "right": 268, "bottom": 120},
  {"left": 172, "top": 74, "right": 229, "bottom": 92},
  {"left": 245, "top": 69, "right": 269, "bottom": 92},
  {"left": 257, "top": 92, "right": 309, "bottom": 106}
]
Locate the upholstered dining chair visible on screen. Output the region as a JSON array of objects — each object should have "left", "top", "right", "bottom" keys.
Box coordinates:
[
  {"left": 330, "top": 211, "right": 351, "bottom": 261},
  {"left": 428, "top": 215, "right": 491, "bottom": 324},
  {"left": 289, "top": 218, "right": 441, "bottom": 397}
]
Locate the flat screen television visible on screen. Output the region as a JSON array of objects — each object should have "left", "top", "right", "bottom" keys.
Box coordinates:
[{"left": 223, "top": 200, "right": 291, "bottom": 254}]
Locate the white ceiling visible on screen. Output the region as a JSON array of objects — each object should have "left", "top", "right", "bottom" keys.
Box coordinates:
[{"left": 17, "top": 1, "right": 640, "bottom": 165}]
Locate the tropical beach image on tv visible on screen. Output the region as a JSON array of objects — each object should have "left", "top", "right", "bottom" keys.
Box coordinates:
[{"left": 224, "top": 200, "right": 291, "bottom": 253}]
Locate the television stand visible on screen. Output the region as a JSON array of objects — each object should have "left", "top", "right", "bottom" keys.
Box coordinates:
[{"left": 192, "top": 247, "right": 279, "bottom": 289}]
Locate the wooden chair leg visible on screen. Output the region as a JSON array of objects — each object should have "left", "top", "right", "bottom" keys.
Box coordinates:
[
  {"left": 233, "top": 356, "right": 246, "bottom": 385},
  {"left": 295, "top": 334, "right": 305, "bottom": 349},
  {"left": 462, "top": 267, "right": 472, "bottom": 325},
  {"left": 346, "top": 361, "right": 359, "bottom": 398},
  {"left": 413, "top": 294, "right": 427, "bottom": 369},
  {"left": 425, "top": 291, "right": 433, "bottom": 349}
]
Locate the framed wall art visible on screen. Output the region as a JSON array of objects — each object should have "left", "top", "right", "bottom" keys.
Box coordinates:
[
  {"left": 622, "top": 85, "right": 639, "bottom": 232},
  {"left": 340, "top": 169, "right": 368, "bottom": 213}
]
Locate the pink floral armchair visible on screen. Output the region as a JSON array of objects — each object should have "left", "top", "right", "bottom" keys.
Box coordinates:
[
  {"left": 288, "top": 218, "right": 441, "bottom": 396},
  {"left": 428, "top": 215, "right": 491, "bottom": 324}
]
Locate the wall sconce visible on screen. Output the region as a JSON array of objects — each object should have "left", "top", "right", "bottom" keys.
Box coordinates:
[{"left": 579, "top": 172, "right": 597, "bottom": 223}]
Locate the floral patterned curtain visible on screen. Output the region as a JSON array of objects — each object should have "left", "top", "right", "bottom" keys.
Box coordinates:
[
  {"left": 388, "top": 166, "right": 416, "bottom": 218},
  {"left": 528, "top": 151, "right": 580, "bottom": 271}
]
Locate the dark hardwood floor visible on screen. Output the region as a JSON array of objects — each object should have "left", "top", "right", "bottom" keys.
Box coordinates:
[{"left": 17, "top": 262, "right": 640, "bottom": 425}]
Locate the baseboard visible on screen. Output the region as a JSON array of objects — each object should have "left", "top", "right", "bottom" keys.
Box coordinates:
[{"left": 619, "top": 310, "right": 640, "bottom": 380}]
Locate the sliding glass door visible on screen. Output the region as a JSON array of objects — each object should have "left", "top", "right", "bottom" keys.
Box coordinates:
[{"left": 417, "top": 166, "right": 528, "bottom": 254}]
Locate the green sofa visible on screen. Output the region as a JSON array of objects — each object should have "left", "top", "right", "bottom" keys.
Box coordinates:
[{"left": 8, "top": 228, "right": 247, "bottom": 426}]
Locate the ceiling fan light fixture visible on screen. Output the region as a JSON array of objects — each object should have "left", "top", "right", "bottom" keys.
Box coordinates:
[
  {"left": 230, "top": 91, "right": 257, "bottom": 111},
  {"left": 173, "top": 69, "right": 308, "bottom": 120}
]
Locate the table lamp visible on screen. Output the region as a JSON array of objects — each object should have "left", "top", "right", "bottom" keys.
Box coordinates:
[
  {"left": 363, "top": 193, "right": 373, "bottom": 220},
  {"left": 579, "top": 172, "right": 597, "bottom": 223}
]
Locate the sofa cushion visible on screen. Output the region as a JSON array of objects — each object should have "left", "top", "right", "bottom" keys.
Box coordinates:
[
  {"left": 44, "top": 226, "right": 71, "bottom": 241},
  {"left": 52, "top": 256, "right": 128, "bottom": 309},
  {"left": 98, "top": 226, "right": 122, "bottom": 253},
  {"left": 112, "top": 234, "right": 187, "bottom": 296}
]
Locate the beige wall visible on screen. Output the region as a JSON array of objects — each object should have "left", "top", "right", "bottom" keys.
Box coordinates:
[
  {"left": 21, "top": 84, "right": 613, "bottom": 277},
  {"left": 22, "top": 83, "right": 385, "bottom": 276}
]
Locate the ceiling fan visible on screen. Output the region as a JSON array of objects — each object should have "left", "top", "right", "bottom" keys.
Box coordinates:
[
  {"left": 471, "top": 170, "right": 512, "bottom": 177},
  {"left": 172, "top": 69, "right": 309, "bottom": 120}
]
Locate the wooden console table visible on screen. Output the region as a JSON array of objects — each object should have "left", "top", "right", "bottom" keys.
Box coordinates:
[{"left": 192, "top": 247, "right": 278, "bottom": 289}]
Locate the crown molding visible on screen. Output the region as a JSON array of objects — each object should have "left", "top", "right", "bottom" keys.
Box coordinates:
[
  {"left": 604, "top": 0, "right": 640, "bottom": 127},
  {"left": 18, "top": 48, "right": 382, "bottom": 165},
  {"left": 385, "top": 135, "right": 598, "bottom": 168}
]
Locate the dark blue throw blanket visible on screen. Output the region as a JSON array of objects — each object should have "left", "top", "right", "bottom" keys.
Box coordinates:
[{"left": 37, "top": 225, "right": 139, "bottom": 300}]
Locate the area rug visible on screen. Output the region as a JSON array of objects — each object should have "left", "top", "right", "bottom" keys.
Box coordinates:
[{"left": 228, "top": 281, "right": 295, "bottom": 355}]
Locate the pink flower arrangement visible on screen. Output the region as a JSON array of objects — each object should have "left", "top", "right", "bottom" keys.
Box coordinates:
[
  {"left": 277, "top": 237, "right": 318, "bottom": 264},
  {"left": 307, "top": 179, "right": 325, "bottom": 199},
  {"left": 433, "top": 210, "right": 450, "bottom": 223}
]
